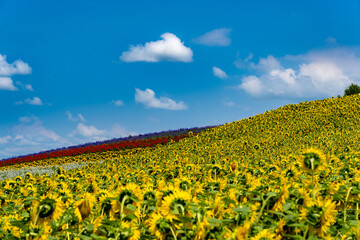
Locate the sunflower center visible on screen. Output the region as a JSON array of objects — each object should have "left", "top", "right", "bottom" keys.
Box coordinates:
[{"left": 38, "top": 198, "right": 56, "bottom": 218}]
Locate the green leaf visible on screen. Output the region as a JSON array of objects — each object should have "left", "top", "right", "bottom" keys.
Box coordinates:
[
  {"left": 90, "top": 234, "right": 108, "bottom": 240},
  {"left": 125, "top": 204, "right": 137, "bottom": 212},
  {"left": 283, "top": 202, "right": 292, "bottom": 211},
  {"left": 177, "top": 216, "right": 192, "bottom": 223},
  {"left": 77, "top": 235, "right": 92, "bottom": 240}
]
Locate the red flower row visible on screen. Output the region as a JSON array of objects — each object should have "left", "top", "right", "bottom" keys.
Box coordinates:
[{"left": 0, "top": 134, "right": 189, "bottom": 168}]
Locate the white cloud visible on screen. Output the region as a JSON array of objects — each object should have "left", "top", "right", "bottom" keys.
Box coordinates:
[
  {"left": 111, "top": 100, "right": 124, "bottom": 107},
  {"left": 213, "top": 66, "right": 228, "bottom": 79},
  {"left": 240, "top": 76, "right": 265, "bottom": 96},
  {"left": 135, "top": 88, "right": 187, "bottom": 110},
  {"left": 0, "top": 136, "right": 11, "bottom": 144},
  {"left": 15, "top": 97, "right": 43, "bottom": 106},
  {"left": 66, "top": 111, "right": 86, "bottom": 122},
  {"left": 238, "top": 47, "right": 360, "bottom": 98},
  {"left": 193, "top": 28, "right": 231, "bottom": 46},
  {"left": 75, "top": 123, "right": 105, "bottom": 137},
  {"left": 15, "top": 81, "right": 34, "bottom": 91},
  {"left": 109, "top": 124, "right": 137, "bottom": 138},
  {"left": 0, "top": 117, "right": 70, "bottom": 159},
  {"left": 120, "top": 33, "right": 193, "bottom": 62},
  {"left": 25, "top": 84, "right": 33, "bottom": 91},
  {"left": 0, "top": 77, "right": 17, "bottom": 91},
  {"left": 12, "top": 118, "right": 61, "bottom": 143},
  {"left": 234, "top": 52, "right": 254, "bottom": 69},
  {"left": 26, "top": 97, "right": 43, "bottom": 105},
  {"left": 0, "top": 54, "right": 32, "bottom": 76}
]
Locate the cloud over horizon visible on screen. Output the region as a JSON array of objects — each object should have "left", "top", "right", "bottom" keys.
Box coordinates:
[
  {"left": 238, "top": 47, "right": 360, "bottom": 98},
  {"left": 120, "top": 33, "right": 193, "bottom": 62},
  {"left": 135, "top": 88, "right": 187, "bottom": 110},
  {"left": 193, "top": 28, "right": 232, "bottom": 46}
]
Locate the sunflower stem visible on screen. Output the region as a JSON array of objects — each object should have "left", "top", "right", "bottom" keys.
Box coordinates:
[
  {"left": 120, "top": 195, "right": 129, "bottom": 220},
  {"left": 344, "top": 187, "right": 352, "bottom": 222},
  {"left": 256, "top": 195, "right": 274, "bottom": 223},
  {"left": 310, "top": 158, "right": 315, "bottom": 199},
  {"left": 170, "top": 226, "right": 177, "bottom": 240},
  {"left": 33, "top": 205, "right": 43, "bottom": 227},
  {"left": 67, "top": 223, "right": 70, "bottom": 240},
  {"left": 356, "top": 202, "right": 359, "bottom": 222},
  {"left": 303, "top": 224, "right": 309, "bottom": 238}
]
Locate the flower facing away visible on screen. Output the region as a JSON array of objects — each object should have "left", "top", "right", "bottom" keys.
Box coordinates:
[{"left": 297, "top": 148, "right": 326, "bottom": 173}]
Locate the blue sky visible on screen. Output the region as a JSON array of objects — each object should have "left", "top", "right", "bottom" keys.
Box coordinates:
[{"left": 1, "top": 0, "right": 360, "bottom": 159}]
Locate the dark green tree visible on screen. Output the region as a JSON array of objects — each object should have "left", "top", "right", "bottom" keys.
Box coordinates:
[{"left": 344, "top": 83, "right": 360, "bottom": 97}]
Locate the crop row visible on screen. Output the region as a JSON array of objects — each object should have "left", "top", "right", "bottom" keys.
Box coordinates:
[{"left": 0, "top": 126, "right": 214, "bottom": 168}]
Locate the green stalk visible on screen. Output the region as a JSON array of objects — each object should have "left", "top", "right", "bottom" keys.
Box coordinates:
[
  {"left": 170, "top": 226, "right": 178, "bottom": 240},
  {"left": 344, "top": 187, "right": 353, "bottom": 222},
  {"left": 120, "top": 195, "right": 129, "bottom": 220},
  {"left": 256, "top": 195, "right": 274, "bottom": 223}
]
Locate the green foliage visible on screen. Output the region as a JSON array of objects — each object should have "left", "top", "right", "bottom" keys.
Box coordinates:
[{"left": 344, "top": 83, "right": 360, "bottom": 97}]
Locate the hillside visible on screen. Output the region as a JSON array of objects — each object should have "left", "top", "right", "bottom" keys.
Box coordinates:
[{"left": 1, "top": 94, "right": 360, "bottom": 239}]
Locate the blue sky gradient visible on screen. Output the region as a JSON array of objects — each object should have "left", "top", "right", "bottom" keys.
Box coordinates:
[{"left": 1, "top": 0, "right": 360, "bottom": 158}]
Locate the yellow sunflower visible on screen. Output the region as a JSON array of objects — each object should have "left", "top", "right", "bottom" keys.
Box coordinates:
[
  {"left": 299, "top": 197, "right": 337, "bottom": 237},
  {"left": 161, "top": 190, "right": 193, "bottom": 218},
  {"left": 120, "top": 221, "right": 141, "bottom": 240},
  {"left": 235, "top": 221, "right": 251, "bottom": 240},
  {"left": 97, "top": 190, "right": 117, "bottom": 218},
  {"left": 297, "top": 148, "right": 326, "bottom": 173},
  {"left": 73, "top": 192, "right": 97, "bottom": 222},
  {"left": 112, "top": 182, "right": 142, "bottom": 217},
  {"left": 250, "top": 229, "right": 277, "bottom": 240},
  {"left": 272, "top": 183, "right": 290, "bottom": 211},
  {"left": 146, "top": 212, "right": 174, "bottom": 240},
  {"left": 31, "top": 193, "right": 65, "bottom": 226}
]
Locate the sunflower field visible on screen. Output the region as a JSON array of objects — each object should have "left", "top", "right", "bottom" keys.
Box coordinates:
[{"left": 2, "top": 94, "right": 360, "bottom": 239}]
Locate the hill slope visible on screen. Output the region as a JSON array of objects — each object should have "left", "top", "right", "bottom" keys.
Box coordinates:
[{"left": 1, "top": 95, "right": 360, "bottom": 239}]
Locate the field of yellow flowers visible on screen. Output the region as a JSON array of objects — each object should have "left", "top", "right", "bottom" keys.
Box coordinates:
[{"left": 2, "top": 94, "right": 360, "bottom": 239}]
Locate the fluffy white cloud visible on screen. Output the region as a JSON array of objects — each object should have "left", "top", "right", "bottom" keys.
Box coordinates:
[
  {"left": 111, "top": 100, "right": 124, "bottom": 107},
  {"left": 0, "top": 54, "right": 31, "bottom": 76},
  {"left": 213, "top": 66, "right": 228, "bottom": 79},
  {"left": 66, "top": 111, "right": 86, "bottom": 122},
  {"left": 135, "top": 88, "right": 187, "bottom": 110},
  {"left": 238, "top": 47, "right": 360, "bottom": 98},
  {"left": 75, "top": 123, "right": 105, "bottom": 137},
  {"left": 120, "top": 33, "right": 193, "bottom": 62},
  {"left": 0, "top": 77, "right": 17, "bottom": 91},
  {"left": 193, "top": 28, "right": 231, "bottom": 46},
  {"left": 0, "top": 54, "right": 31, "bottom": 92}
]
